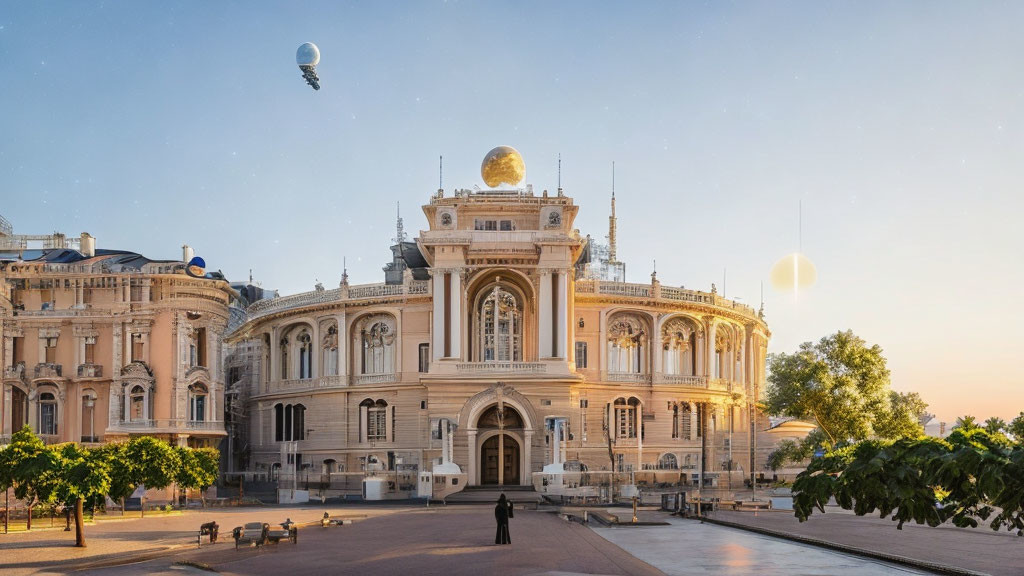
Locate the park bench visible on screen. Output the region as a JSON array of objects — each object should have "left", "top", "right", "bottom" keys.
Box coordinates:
[
  {"left": 232, "top": 522, "right": 269, "bottom": 549},
  {"left": 267, "top": 520, "right": 298, "bottom": 545},
  {"left": 197, "top": 521, "right": 219, "bottom": 546}
]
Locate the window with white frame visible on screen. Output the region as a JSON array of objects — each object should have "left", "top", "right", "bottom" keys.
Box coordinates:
[
  {"left": 188, "top": 383, "right": 208, "bottom": 422},
  {"left": 360, "top": 398, "right": 390, "bottom": 442},
  {"left": 38, "top": 391, "right": 58, "bottom": 435}
]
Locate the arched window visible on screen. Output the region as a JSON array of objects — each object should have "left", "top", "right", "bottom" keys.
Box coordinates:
[
  {"left": 662, "top": 318, "right": 699, "bottom": 376},
  {"left": 38, "top": 391, "right": 58, "bottom": 436},
  {"left": 189, "top": 383, "right": 208, "bottom": 422},
  {"left": 670, "top": 401, "right": 693, "bottom": 440},
  {"left": 658, "top": 453, "right": 678, "bottom": 470},
  {"left": 322, "top": 326, "right": 339, "bottom": 376},
  {"left": 82, "top": 391, "right": 97, "bottom": 442},
  {"left": 360, "top": 317, "right": 395, "bottom": 374},
  {"left": 477, "top": 285, "right": 522, "bottom": 362},
  {"left": 129, "top": 385, "right": 147, "bottom": 422},
  {"left": 613, "top": 397, "right": 640, "bottom": 439},
  {"left": 359, "top": 398, "right": 390, "bottom": 442},
  {"left": 274, "top": 403, "right": 284, "bottom": 442},
  {"left": 293, "top": 404, "right": 305, "bottom": 441},
  {"left": 279, "top": 337, "right": 289, "bottom": 379},
  {"left": 297, "top": 331, "right": 313, "bottom": 379},
  {"left": 608, "top": 314, "right": 648, "bottom": 374}
]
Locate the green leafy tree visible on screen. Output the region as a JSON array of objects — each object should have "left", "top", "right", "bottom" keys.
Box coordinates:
[
  {"left": 51, "top": 443, "right": 111, "bottom": 547},
  {"left": 984, "top": 417, "right": 1007, "bottom": 435},
  {"left": 98, "top": 437, "right": 177, "bottom": 516},
  {"left": 793, "top": 428, "right": 1024, "bottom": 534},
  {"left": 96, "top": 442, "right": 132, "bottom": 515},
  {"left": 954, "top": 415, "right": 979, "bottom": 431},
  {"left": 0, "top": 426, "right": 60, "bottom": 530},
  {"left": 1008, "top": 412, "right": 1024, "bottom": 443},
  {"left": 173, "top": 446, "right": 219, "bottom": 507},
  {"left": 874, "top": 391, "right": 928, "bottom": 439},
  {"left": 766, "top": 331, "right": 920, "bottom": 466}
]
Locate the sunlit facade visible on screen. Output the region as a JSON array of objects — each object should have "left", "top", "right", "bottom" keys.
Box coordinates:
[
  {"left": 0, "top": 227, "right": 233, "bottom": 449},
  {"left": 229, "top": 168, "right": 772, "bottom": 496}
]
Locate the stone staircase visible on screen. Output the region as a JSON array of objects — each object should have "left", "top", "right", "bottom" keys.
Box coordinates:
[{"left": 443, "top": 485, "right": 543, "bottom": 505}]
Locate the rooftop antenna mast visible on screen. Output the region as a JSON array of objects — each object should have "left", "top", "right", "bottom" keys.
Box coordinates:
[
  {"left": 608, "top": 161, "right": 617, "bottom": 263},
  {"left": 394, "top": 202, "right": 406, "bottom": 243},
  {"left": 557, "top": 153, "right": 562, "bottom": 194}
]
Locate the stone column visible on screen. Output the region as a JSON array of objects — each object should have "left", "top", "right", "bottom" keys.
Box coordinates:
[
  {"left": 269, "top": 327, "right": 280, "bottom": 382},
  {"left": 538, "top": 270, "right": 552, "bottom": 358},
  {"left": 467, "top": 428, "right": 478, "bottom": 485},
  {"left": 450, "top": 270, "right": 461, "bottom": 360},
  {"left": 336, "top": 313, "right": 348, "bottom": 380},
  {"left": 689, "top": 403, "right": 697, "bottom": 441},
  {"left": 556, "top": 271, "right": 568, "bottom": 358},
  {"left": 636, "top": 404, "right": 643, "bottom": 471},
  {"left": 431, "top": 271, "right": 445, "bottom": 361},
  {"left": 523, "top": 429, "right": 533, "bottom": 486}
]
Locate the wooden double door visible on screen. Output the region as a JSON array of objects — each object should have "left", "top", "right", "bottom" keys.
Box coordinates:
[{"left": 481, "top": 434, "right": 520, "bottom": 485}]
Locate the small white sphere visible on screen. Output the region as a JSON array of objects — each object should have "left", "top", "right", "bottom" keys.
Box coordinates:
[{"left": 296, "top": 42, "right": 320, "bottom": 66}]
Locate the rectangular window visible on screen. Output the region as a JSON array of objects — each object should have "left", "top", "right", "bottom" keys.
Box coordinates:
[
  {"left": 132, "top": 334, "right": 144, "bottom": 362},
  {"left": 40, "top": 404, "right": 57, "bottom": 435},
  {"left": 499, "top": 220, "right": 514, "bottom": 231},
  {"left": 84, "top": 338, "right": 96, "bottom": 364},
  {"left": 418, "top": 343, "right": 430, "bottom": 372},
  {"left": 197, "top": 328, "right": 207, "bottom": 367},
  {"left": 44, "top": 337, "right": 58, "bottom": 363},
  {"left": 575, "top": 342, "right": 588, "bottom": 369},
  {"left": 368, "top": 407, "right": 387, "bottom": 441},
  {"left": 616, "top": 407, "right": 636, "bottom": 439}
]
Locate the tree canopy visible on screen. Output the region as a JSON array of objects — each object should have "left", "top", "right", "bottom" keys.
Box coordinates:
[
  {"left": 765, "top": 331, "right": 925, "bottom": 468},
  {"left": 793, "top": 428, "right": 1024, "bottom": 534},
  {"left": 0, "top": 427, "right": 220, "bottom": 547}
]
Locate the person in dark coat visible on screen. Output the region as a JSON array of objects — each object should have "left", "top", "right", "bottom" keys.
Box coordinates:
[{"left": 495, "top": 493, "right": 511, "bottom": 545}]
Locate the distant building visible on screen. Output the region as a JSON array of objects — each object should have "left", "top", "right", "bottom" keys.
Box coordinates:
[{"left": 1, "top": 220, "right": 234, "bottom": 449}]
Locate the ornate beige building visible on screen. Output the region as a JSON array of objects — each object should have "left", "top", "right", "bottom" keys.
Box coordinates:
[
  {"left": 0, "top": 223, "right": 234, "bottom": 449},
  {"left": 230, "top": 149, "right": 771, "bottom": 496}
]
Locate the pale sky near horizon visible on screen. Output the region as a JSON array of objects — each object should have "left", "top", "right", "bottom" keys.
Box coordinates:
[{"left": 2, "top": 2, "right": 1022, "bottom": 424}]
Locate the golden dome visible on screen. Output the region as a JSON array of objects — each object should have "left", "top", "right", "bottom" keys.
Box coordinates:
[{"left": 481, "top": 146, "right": 525, "bottom": 188}]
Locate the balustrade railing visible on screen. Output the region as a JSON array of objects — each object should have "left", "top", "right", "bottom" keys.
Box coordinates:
[
  {"left": 111, "top": 419, "right": 225, "bottom": 432},
  {"left": 455, "top": 362, "right": 547, "bottom": 374},
  {"left": 708, "top": 378, "right": 733, "bottom": 392},
  {"left": 244, "top": 280, "right": 430, "bottom": 320},
  {"left": 657, "top": 374, "right": 708, "bottom": 387},
  {"left": 603, "top": 371, "right": 652, "bottom": 384},
  {"left": 352, "top": 373, "right": 398, "bottom": 385},
  {"left": 4, "top": 363, "right": 25, "bottom": 380},
  {"left": 34, "top": 363, "right": 63, "bottom": 379},
  {"left": 576, "top": 281, "right": 758, "bottom": 318},
  {"left": 77, "top": 363, "right": 103, "bottom": 378}
]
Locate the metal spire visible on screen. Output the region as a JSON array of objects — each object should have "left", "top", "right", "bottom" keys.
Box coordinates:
[
  {"left": 608, "top": 161, "right": 618, "bottom": 263},
  {"left": 394, "top": 202, "right": 406, "bottom": 244}
]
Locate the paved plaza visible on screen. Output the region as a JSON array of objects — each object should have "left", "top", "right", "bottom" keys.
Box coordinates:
[
  {"left": 3, "top": 504, "right": 1003, "bottom": 575},
  {"left": 704, "top": 508, "right": 1024, "bottom": 576}
]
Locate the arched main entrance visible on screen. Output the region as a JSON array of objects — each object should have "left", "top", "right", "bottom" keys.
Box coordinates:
[
  {"left": 481, "top": 434, "right": 520, "bottom": 485},
  {"left": 476, "top": 404, "right": 525, "bottom": 486}
]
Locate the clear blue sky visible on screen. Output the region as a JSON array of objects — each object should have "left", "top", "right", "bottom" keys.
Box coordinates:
[{"left": 3, "top": 1, "right": 1022, "bottom": 423}]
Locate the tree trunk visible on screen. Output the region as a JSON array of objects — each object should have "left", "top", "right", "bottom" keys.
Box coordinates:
[
  {"left": 74, "top": 498, "right": 86, "bottom": 548},
  {"left": 26, "top": 503, "right": 32, "bottom": 531},
  {"left": 120, "top": 497, "right": 125, "bottom": 516},
  {"left": 140, "top": 497, "right": 144, "bottom": 518}
]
